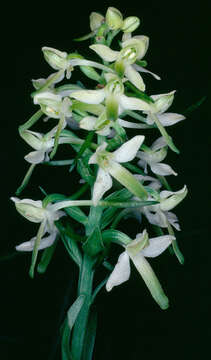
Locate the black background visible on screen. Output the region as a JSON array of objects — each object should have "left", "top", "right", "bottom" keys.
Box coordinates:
[{"left": 1, "top": 0, "right": 210, "bottom": 359}]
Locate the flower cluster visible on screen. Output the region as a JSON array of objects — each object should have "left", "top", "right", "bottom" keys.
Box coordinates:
[{"left": 12, "top": 6, "right": 188, "bottom": 311}]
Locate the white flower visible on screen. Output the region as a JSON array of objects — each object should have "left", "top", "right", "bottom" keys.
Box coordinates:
[
  {"left": 90, "top": 12, "right": 104, "bottom": 31},
  {"left": 42, "top": 46, "right": 115, "bottom": 80},
  {"left": 138, "top": 185, "right": 188, "bottom": 230},
  {"left": 88, "top": 136, "right": 148, "bottom": 205},
  {"left": 33, "top": 92, "right": 72, "bottom": 120},
  {"left": 145, "top": 90, "right": 185, "bottom": 126},
  {"left": 89, "top": 35, "right": 160, "bottom": 91},
  {"left": 71, "top": 76, "right": 151, "bottom": 122},
  {"left": 11, "top": 197, "right": 65, "bottom": 251},
  {"left": 137, "top": 136, "right": 177, "bottom": 176},
  {"left": 20, "top": 126, "right": 71, "bottom": 164},
  {"left": 106, "top": 230, "right": 175, "bottom": 309}
]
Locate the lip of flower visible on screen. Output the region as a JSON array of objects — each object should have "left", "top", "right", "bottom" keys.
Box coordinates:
[{"left": 106, "top": 229, "right": 175, "bottom": 309}]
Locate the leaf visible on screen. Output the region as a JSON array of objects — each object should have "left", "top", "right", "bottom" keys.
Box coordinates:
[
  {"left": 82, "top": 308, "right": 98, "bottom": 360},
  {"left": 63, "top": 233, "right": 82, "bottom": 268},
  {"left": 65, "top": 207, "right": 88, "bottom": 225},
  {"left": 61, "top": 295, "right": 86, "bottom": 360},
  {"left": 37, "top": 239, "right": 58, "bottom": 274},
  {"left": 86, "top": 206, "right": 103, "bottom": 236},
  {"left": 183, "top": 96, "right": 206, "bottom": 115},
  {"left": 70, "top": 131, "right": 95, "bottom": 173},
  {"left": 83, "top": 226, "right": 104, "bottom": 257},
  {"left": 80, "top": 65, "right": 102, "bottom": 82}
]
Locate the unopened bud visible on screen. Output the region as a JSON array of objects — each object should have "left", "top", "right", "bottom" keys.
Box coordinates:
[
  {"left": 42, "top": 47, "right": 68, "bottom": 71},
  {"left": 106, "top": 7, "right": 123, "bottom": 30},
  {"left": 122, "top": 16, "right": 140, "bottom": 33},
  {"left": 90, "top": 12, "right": 104, "bottom": 31}
]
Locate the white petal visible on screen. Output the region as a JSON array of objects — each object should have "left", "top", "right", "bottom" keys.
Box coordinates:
[
  {"left": 92, "top": 168, "right": 113, "bottom": 205},
  {"left": 143, "top": 208, "right": 168, "bottom": 228},
  {"left": 151, "top": 91, "right": 176, "bottom": 114},
  {"left": 165, "top": 211, "right": 181, "bottom": 231},
  {"left": 24, "top": 150, "right": 46, "bottom": 164},
  {"left": 71, "top": 89, "right": 105, "bottom": 104},
  {"left": 160, "top": 185, "right": 188, "bottom": 211},
  {"left": 118, "top": 118, "right": 149, "bottom": 129},
  {"left": 133, "top": 64, "right": 161, "bottom": 80},
  {"left": 119, "top": 94, "right": 151, "bottom": 112},
  {"left": 11, "top": 197, "right": 42, "bottom": 208},
  {"left": 151, "top": 162, "right": 177, "bottom": 176},
  {"left": 113, "top": 135, "right": 145, "bottom": 163},
  {"left": 125, "top": 65, "right": 145, "bottom": 91},
  {"left": 151, "top": 137, "right": 167, "bottom": 151},
  {"left": 89, "top": 44, "right": 119, "bottom": 62},
  {"left": 157, "top": 113, "right": 185, "bottom": 126},
  {"left": 33, "top": 91, "right": 61, "bottom": 105},
  {"left": 141, "top": 235, "right": 175, "bottom": 258},
  {"left": 106, "top": 251, "right": 131, "bottom": 291},
  {"left": 16, "top": 231, "right": 57, "bottom": 252},
  {"left": 80, "top": 116, "right": 96, "bottom": 130}
]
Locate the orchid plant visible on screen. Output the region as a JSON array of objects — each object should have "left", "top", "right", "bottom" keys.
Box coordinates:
[{"left": 11, "top": 6, "right": 189, "bottom": 359}]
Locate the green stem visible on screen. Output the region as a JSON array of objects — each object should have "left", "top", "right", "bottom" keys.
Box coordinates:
[{"left": 71, "top": 253, "right": 94, "bottom": 360}]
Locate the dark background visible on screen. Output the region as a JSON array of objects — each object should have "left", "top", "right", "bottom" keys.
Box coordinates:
[{"left": 1, "top": 0, "right": 210, "bottom": 359}]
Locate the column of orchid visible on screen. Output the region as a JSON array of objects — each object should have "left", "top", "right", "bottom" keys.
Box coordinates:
[{"left": 11, "top": 6, "right": 188, "bottom": 359}]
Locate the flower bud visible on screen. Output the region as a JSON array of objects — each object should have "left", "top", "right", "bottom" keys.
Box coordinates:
[
  {"left": 105, "top": 7, "right": 123, "bottom": 30},
  {"left": 11, "top": 198, "right": 46, "bottom": 223},
  {"left": 42, "top": 47, "right": 68, "bottom": 71},
  {"left": 90, "top": 12, "right": 104, "bottom": 31},
  {"left": 122, "top": 16, "right": 140, "bottom": 33}
]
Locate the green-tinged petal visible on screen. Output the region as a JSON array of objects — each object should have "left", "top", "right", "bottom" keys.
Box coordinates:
[
  {"left": 122, "top": 16, "right": 140, "bottom": 33},
  {"left": 106, "top": 251, "right": 131, "bottom": 291},
  {"left": 151, "top": 90, "right": 176, "bottom": 114},
  {"left": 129, "top": 252, "right": 169, "bottom": 309},
  {"left": 90, "top": 44, "right": 119, "bottom": 62},
  {"left": 90, "top": 12, "right": 104, "bottom": 31},
  {"left": 71, "top": 89, "right": 105, "bottom": 104},
  {"left": 11, "top": 197, "right": 45, "bottom": 223},
  {"left": 106, "top": 7, "right": 123, "bottom": 30},
  {"left": 80, "top": 116, "right": 96, "bottom": 130},
  {"left": 20, "top": 130, "right": 43, "bottom": 150},
  {"left": 119, "top": 94, "right": 151, "bottom": 112},
  {"left": 42, "top": 47, "right": 68, "bottom": 70},
  {"left": 160, "top": 185, "right": 188, "bottom": 211},
  {"left": 106, "top": 94, "right": 119, "bottom": 121},
  {"left": 125, "top": 65, "right": 145, "bottom": 91},
  {"left": 80, "top": 65, "right": 102, "bottom": 82},
  {"left": 112, "top": 135, "right": 145, "bottom": 163},
  {"left": 92, "top": 168, "right": 113, "bottom": 205},
  {"left": 126, "top": 230, "right": 149, "bottom": 257},
  {"left": 108, "top": 161, "right": 148, "bottom": 200}
]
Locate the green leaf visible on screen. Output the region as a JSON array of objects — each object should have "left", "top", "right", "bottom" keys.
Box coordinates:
[
  {"left": 61, "top": 295, "right": 86, "bottom": 360},
  {"left": 76, "top": 158, "right": 95, "bottom": 186},
  {"left": 70, "top": 131, "right": 95, "bottom": 173},
  {"left": 135, "top": 59, "right": 148, "bottom": 67},
  {"left": 183, "top": 96, "right": 206, "bottom": 115},
  {"left": 83, "top": 226, "right": 104, "bottom": 257},
  {"left": 37, "top": 239, "right": 58, "bottom": 274},
  {"left": 82, "top": 308, "right": 98, "bottom": 360},
  {"left": 63, "top": 233, "right": 82, "bottom": 267},
  {"left": 86, "top": 206, "right": 103, "bottom": 236},
  {"left": 65, "top": 207, "right": 88, "bottom": 225}
]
